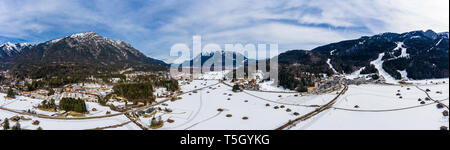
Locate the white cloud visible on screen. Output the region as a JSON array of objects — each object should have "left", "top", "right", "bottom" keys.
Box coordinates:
[
  {"left": 0, "top": 0, "right": 448, "bottom": 63},
  {"left": 204, "top": 23, "right": 348, "bottom": 46},
  {"left": 153, "top": 0, "right": 448, "bottom": 61},
  {"left": 293, "top": 0, "right": 449, "bottom": 33}
]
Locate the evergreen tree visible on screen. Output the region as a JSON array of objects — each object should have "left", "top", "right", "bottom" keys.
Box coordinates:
[
  {"left": 7, "top": 88, "right": 15, "bottom": 98},
  {"left": 49, "top": 99, "right": 56, "bottom": 108},
  {"left": 232, "top": 84, "right": 241, "bottom": 92},
  {"left": 41, "top": 100, "right": 48, "bottom": 108},
  {"left": 59, "top": 98, "right": 87, "bottom": 113},
  {"left": 48, "top": 88, "right": 55, "bottom": 96},
  {"left": 3, "top": 118, "right": 9, "bottom": 130},
  {"left": 37, "top": 127, "right": 43, "bottom": 130},
  {"left": 372, "top": 74, "right": 380, "bottom": 80}
]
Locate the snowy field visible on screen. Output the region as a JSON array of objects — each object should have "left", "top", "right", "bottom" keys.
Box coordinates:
[
  {"left": 266, "top": 91, "right": 339, "bottom": 106},
  {"left": 223, "top": 80, "right": 296, "bottom": 92},
  {"left": 290, "top": 82, "right": 449, "bottom": 130},
  {"left": 194, "top": 70, "right": 231, "bottom": 80},
  {"left": 179, "top": 80, "right": 219, "bottom": 92},
  {"left": 138, "top": 80, "right": 340, "bottom": 130},
  {"left": 408, "top": 78, "right": 449, "bottom": 86},
  {"left": 258, "top": 80, "right": 297, "bottom": 92},
  {"left": 0, "top": 94, "right": 136, "bottom": 130},
  {"left": 1, "top": 79, "right": 448, "bottom": 130},
  {"left": 0, "top": 109, "right": 140, "bottom": 130},
  {"left": 0, "top": 80, "right": 223, "bottom": 130}
]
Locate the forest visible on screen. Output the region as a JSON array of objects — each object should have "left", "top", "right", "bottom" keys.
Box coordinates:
[{"left": 59, "top": 98, "right": 88, "bottom": 113}]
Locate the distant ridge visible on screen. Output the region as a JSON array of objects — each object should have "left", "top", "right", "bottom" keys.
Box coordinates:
[
  {"left": 0, "top": 32, "right": 168, "bottom": 78},
  {"left": 180, "top": 51, "right": 255, "bottom": 69},
  {"left": 0, "top": 42, "right": 32, "bottom": 60},
  {"left": 276, "top": 29, "right": 448, "bottom": 83}
]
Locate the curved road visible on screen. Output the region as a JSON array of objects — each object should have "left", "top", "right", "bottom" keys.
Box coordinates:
[
  {"left": 276, "top": 85, "right": 348, "bottom": 130},
  {"left": 221, "top": 81, "right": 336, "bottom": 107},
  {"left": 415, "top": 85, "right": 449, "bottom": 109}
]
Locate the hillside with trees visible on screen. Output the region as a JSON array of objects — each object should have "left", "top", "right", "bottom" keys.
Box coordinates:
[
  {"left": 311, "top": 30, "right": 449, "bottom": 80},
  {"left": 0, "top": 32, "right": 168, "bottom": 79}
]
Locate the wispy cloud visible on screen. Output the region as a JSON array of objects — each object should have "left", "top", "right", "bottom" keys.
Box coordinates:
[{"left": 0, "top": 0, "right": 448, "bottom": 63}]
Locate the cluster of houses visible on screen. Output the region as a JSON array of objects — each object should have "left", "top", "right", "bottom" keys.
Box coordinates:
[
  {"left": 124, "top": 71, "right": 169, "bottom": 81},
  {"left": 22, "top": 89, "right": 50, "bottom": 99},
  {"left": 124, "top": 71, "right": 155, "bottom": 79},
  {"left": 61, "top": 83, "right": 113, "bottom": 101},
  {"left": 243, "top": 83, "right": 260, "bottom": 91},
  {"left": 0, "top": 86, "right": 13, "bottom": 94},
  {"left": 20, "top": 83, "right": 114, "bottom": 102},
  {"left": 137, "top": 107, "right": 156, "bottom": 115}
]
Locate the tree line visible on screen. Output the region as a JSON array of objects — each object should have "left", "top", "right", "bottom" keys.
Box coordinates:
[{"left": 59, "top": 98, "right": 88, "bottom": 113}]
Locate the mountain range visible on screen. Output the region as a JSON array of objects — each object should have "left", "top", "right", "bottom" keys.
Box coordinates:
[
  {"left": 274, "top": 29, "right": 448, "bottom": 91},
  {"left": 284, "top": 29, "right": 449, "bottom": 80},
  {"left": 0, "top": 30, "right": 448, "bottom": 83},
  {"left": 180, "top": 51, "right": 255, "bottom": 69},
  {"left": 0, "top": 42, "right": 32, "bottom": 60},
  {"left": 0, "top": 32, "right": 167, "bottom": 78}
]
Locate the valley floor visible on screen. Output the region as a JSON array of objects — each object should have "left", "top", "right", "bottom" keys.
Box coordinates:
[{"left": 0, "top": 79, "right": 448, "bottom": 130}]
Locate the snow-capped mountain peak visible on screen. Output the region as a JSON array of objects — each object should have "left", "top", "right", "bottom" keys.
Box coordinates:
[
  {"left": 69, "top": 31, "right": 99, "bottom": 39},
  {"left": 438, "top": 32, "right": 449, "bottom": 39},
  {"left": 18, "top": 42, "right": 31, "bottom": 47},
  {"left": 47, "top": 32, "right": 102, "bottom": 44},
  {"left": 50, "top": 32, "right": 129, "bottom": 47},
  {"left": 0, "top": 42, "right": 31, "bottom": 52},
  {"left": 0, "top": 42, "right": 33, "bottom": 59},
  {"left": 1, "top": 42, "right": 17, "bottom": 51}
]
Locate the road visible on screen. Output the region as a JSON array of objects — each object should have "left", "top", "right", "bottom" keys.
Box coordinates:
[
  {"left": 333, "top": 98, "right": 449, "bottom": 112},
  {"left": 124, "top": 113, "right": 148, "bottom": 130},
  {"left": 415, "top": 85, "right": 449, "bottom": 110},
  {"left": 221, "top": 81, "right": 314, "bottom": 107},
  {"left": 242, "top": 90, "right": 328, "bottom": 107},
  {"left": 275, "top": 85, "right": 348, "bottom": 130},
  {"left": 221, "top": 80, "right": 348, "bottom": 130},
  {"left": 85, "top": 117, "right": 132, "bottom": 130}
]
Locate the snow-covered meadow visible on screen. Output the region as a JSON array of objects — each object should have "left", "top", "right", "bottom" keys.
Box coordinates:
[
  {"left": 0, "top": 93, "right": 120, "bottom": 117},
  {"left": 290, "top": 81, "right": 449, "bottom": 130},
  {"left": 0, "top": 94, "right": 133, "bottom": 130},
  {"left": 0, "top": 109, "right": 140, "bottom": 130},
  {"left": 1, "top": 78, "right": 448, "bottom": 130},
  {"left": 138, "top": 80, "right": 337, "bottom": 130}
]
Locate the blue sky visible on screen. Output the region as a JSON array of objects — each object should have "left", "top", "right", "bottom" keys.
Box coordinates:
[{"left": 0, "top": 0, "right": 449, "bottom": 63}]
